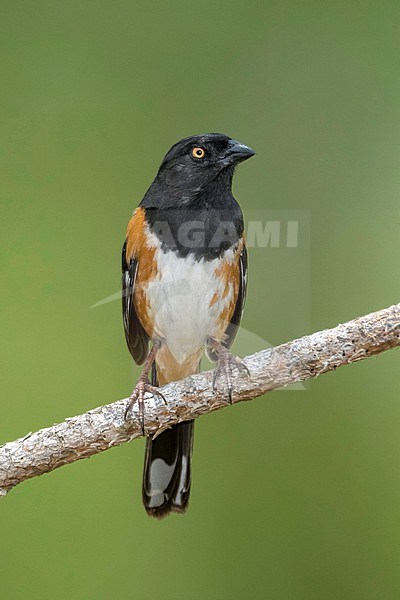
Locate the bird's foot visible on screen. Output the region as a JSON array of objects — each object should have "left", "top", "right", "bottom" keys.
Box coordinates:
[
  {"left": 212, "top": 347, "right": 250, "bottom": 404},
  {"left": 124, "top": 375, "right": 166, "bottom": 434}
]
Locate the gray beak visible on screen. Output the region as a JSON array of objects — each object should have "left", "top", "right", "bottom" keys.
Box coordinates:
[{"left": 220, "top": 139, "right": 256, "bottom": 166}]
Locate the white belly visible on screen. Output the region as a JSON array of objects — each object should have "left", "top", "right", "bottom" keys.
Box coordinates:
[{"left": 146, "top": 248, "right": 235, "bottom": 364}]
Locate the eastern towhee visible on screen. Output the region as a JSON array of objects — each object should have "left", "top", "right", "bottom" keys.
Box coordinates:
[{"left": 122, "top": 133, "right": 254, "bottom": 518}]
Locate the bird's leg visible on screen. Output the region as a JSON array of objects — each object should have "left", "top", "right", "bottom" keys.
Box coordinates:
[
  {"left": 124, "top": 340, "right": 166, "bottom": 432},
  {"left": 207, "top": 337, "right": 250, "bottom": 404}
]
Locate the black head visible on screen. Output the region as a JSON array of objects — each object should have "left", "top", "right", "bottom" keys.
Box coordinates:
[
  {"left": 156, "top": 133, "right": 255, "bottom": 192},
  {"left": 141, "top": 133, "right": 254, "bottom": 257}
]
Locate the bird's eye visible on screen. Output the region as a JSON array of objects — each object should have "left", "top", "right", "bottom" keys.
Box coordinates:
[{"left": 191, "top": 147, "right": 206, "bottom": 159}]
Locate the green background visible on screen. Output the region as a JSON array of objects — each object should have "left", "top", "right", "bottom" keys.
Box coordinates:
[{"left": 1, "top": 2, "right": 400, "bottom": 598}]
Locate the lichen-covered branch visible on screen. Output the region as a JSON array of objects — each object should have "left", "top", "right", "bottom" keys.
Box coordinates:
[{"left": 1, "top": 303, "right": 399, "bottom": 496}]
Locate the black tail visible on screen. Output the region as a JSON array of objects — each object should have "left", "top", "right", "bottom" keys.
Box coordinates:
[{"left": 142, "top": 364, "right": 194, "bottom": 518}]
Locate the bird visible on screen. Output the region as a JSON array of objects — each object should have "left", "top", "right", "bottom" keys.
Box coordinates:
[{"left": 122, "top": 133, "right": 255, "bottom": 518}]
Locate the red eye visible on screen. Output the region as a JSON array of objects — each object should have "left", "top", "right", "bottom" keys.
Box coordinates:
[{"left": 191, "top": 147, "right": 206, "bottom": 159}]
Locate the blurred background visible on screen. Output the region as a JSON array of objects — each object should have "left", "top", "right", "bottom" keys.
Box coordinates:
[{"left": 1, "top": 2, "right": 400, "bottom": 598}]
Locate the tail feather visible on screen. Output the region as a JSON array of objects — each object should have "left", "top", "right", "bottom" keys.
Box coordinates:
[{"left": 142, "top": 363, "right": 194, "bottom": 518}]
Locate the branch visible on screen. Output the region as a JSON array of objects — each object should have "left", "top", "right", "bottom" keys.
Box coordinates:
[{"left": 1, "top": 303, "right": 399, "bottom": 496}]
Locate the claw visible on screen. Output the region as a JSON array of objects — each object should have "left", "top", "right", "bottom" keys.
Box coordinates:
[
  {"left": 227, "top": 385, "right": 233, "bottom": 405},
  {"left": 212, "top": 368, "right": 218, "bottom": 391},
  {"left": 234, "top": 356, "right": 251, "bottom": 378},
  {"left": 124, "top": 376, "right": 166, "bottom": 434},
  {"left": 212, "top": 348, "right": 250, "bottom": 405},
  {"left": 155, "top": 389, "right": 167, "bottom": 405}
]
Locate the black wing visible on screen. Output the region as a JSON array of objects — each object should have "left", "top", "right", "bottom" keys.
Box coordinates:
[
  {"left": 208, "top": 244, "right": 248, "bottom": 362},
  {"left": 122, "top": 241, "right": 149, "bottom": 365},
  {"left": 224, "top": 243, "right": 248, "bottom": 350}
]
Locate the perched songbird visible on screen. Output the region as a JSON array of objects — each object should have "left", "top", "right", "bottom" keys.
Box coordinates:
[{"left": 122, "top": 133, "right": 254, "bottom": 518}]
